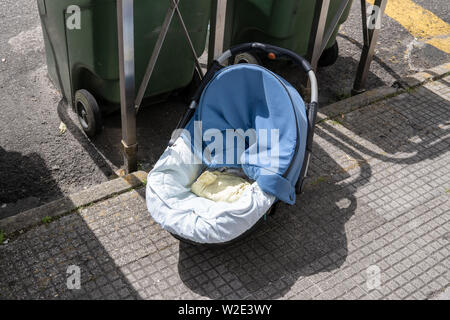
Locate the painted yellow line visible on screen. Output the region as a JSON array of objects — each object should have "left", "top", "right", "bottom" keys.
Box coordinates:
[{"left": 368, "top": 0, "right": 450, "bottom": 54}]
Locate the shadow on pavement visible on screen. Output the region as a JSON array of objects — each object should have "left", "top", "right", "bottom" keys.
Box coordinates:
[
  {"left": 97, "top": 97, "right": 187, "bottom": 170},
  {"left": 322, "top": 79, "right": 450, "bottom": 165},
  {"left": 337, "top": 34, "right": 404, "bottom": 85},
  {"left": 0, "top": 209, "right": 142, "bottom": 299},
  {"left": 57, "top": 96, "right": 187, "bottom": 173},
  {"left": 0, "top": 147, "right": 63, "bottom": 219},
  {"left": 56, "top": 100, "right": 116, "bottom": 178},
  {"left": 177, "top": 127, "right": 370, "bottom": 299}
]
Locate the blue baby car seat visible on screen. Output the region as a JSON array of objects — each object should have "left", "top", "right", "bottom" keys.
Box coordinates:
[{"left": 146, "top": 43, "right": 319, "bottom": 244}]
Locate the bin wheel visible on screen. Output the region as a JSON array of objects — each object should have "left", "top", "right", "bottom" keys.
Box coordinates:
[
  {"left": 295, "top": 178, "right": 306, "bottom": 195},
  {"left": 318, "top": 41, "right": 339, "bottom": 67},
  {"left": 233, "top": 52, "right": 261, "bottom": 65},
  {"left": 75, "top": 89, "right": 102, "bottom": 137},
  {"left": 182, "top": 69, "right": 202, "bottom": 102}
]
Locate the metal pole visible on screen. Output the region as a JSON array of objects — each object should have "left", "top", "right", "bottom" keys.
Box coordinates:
[
  {"left": 360, "top": 0, "right": 370, "bottom": 47},
  {"left": 306, "top": 0, "right": 330, "bottom": 71},
  {"left": 134, "top": 0, "right": 178, "bottom": 114},
  {"left": 208, "top": 0, "right": 228, "bottom": 65},
  {"left": 352, "top": 0, "right": 387, "bottom": 95},
  {"left": 173, "top": 1, "right": 204, "bottom": 78},
  {"left": 135, "top": 0, "right": 205, "bottom": 114},
  {"left": 117, "top": 0, "right": 137, "bottom": 173},
  {"left": 319, "top": 0, "right": 351, "bottom": 55}
]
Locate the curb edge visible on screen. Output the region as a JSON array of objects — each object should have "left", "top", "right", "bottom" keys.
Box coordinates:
[
  {"left": 316, "top": 62, "right": 450, "bottom": 122},
  {"left": 0, "top": 171, "right": 148, "bottom": 237}
]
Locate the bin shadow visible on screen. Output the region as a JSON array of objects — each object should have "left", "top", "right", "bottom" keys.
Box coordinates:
[
  {"left": 56, "top": 100, "right": 117, "bottom": 178},
  {"left": 0, "top": 148, "right": 141, "bottom": 299},
  {"left": 320, "top": 75, "right": 450, "bottom": 165},
  {"left": 0, "top": 209, "right": 142, "bottom": 300},
  {"left": 57, "top": 97, "right": 187, "bottom": 173},
  {"left": 337, "top": 33, "right": 405, "bottom": 86},
  {"left": 0, "top": 147, "right": 63, "bottom": 219}
]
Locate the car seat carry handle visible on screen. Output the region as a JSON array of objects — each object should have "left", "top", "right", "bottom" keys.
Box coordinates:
[
  {"left": 217, "top": 43, "right": 318, "bottom": 105},
  {"left": 171, "top": 43, "right": 319, "bottom": 155},
  {"left": 230, "top": 43, "right": 312, "bottom": 73}
]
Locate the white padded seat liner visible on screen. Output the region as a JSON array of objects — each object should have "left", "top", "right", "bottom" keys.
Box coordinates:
[{"left": 146, "top": 136, "right": 276, "bottom": 244}]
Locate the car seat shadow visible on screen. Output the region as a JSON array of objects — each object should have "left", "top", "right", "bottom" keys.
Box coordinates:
[{"left": 177, "top": 126, "right": 371, "bottom": 299}]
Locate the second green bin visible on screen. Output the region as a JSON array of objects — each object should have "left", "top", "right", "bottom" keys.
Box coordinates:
[{"left": 225, "top": 0, "right": 353, "bottom": 66}]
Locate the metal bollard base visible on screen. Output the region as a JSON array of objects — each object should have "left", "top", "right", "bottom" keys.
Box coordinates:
[
  {"left": 351, "top": 88, "right": 366, "bottom": 96},
  {"left": 121, "top": 140, "right": 138, "bottom": 173}
]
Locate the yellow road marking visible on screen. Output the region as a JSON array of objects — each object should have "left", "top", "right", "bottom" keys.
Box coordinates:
[{"left": 367, "top": 0, "right": 450, "bottom": 53}]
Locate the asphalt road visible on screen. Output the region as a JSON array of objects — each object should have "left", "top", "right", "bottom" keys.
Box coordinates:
[
  {"left": 0, "top": 0, "right": 449, "bottom": 218},
  {"left": 317, "top": 0, "right": 450, "bottom": 103}
]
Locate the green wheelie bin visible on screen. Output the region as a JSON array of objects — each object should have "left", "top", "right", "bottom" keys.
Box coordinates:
[
  {"left": 37, "top": 0, "right": 211, "bottom": 136},
  {"left": 225, "top": 0, "right": 353, "bottom": 67}
]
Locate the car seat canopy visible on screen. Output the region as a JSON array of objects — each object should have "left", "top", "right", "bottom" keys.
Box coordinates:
[{"left": 184, "top": 64, "right": 308, "bottom": 204}]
